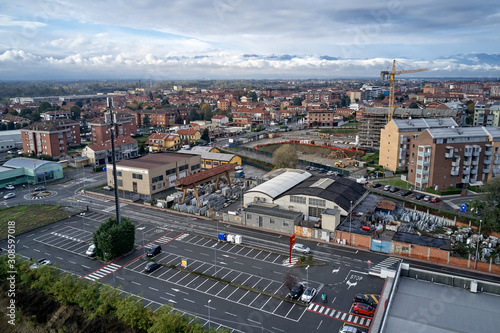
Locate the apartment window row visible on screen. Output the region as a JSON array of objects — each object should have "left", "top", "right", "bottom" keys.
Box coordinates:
[
  {"left": 166, "top": 168, "right": 176, "bottom": 175},
  {"left": 290, "top": 195, "right": 306, "bottom": 204},
  {"left": 309, "top": 198, "right": 326, "bottom": 207},
  {"left": 152, "top": 175, "right": 164, "bottom": 183},
  {"left": 191, "top": 164, "right": 200, "bottom": 171},
  {"left": 179, "top": 164, "right": 189, "bottom": 171},
  {"left": 132, "top": 173, "right": 143, "bottom": 180}
]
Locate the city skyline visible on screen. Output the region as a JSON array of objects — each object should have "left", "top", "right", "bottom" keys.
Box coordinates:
[{"left": 1, "top": 0, "right": 500, "bottom": 80}]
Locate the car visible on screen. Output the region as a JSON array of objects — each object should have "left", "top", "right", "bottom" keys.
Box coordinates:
[
  {"left": 103, "top": 185, "right": 113, "bottom": 191},
  {"left": 29, "top": 258, "right": 52, "bottom": 270},
  {"left": 400, "top": 190, "right": 413, "bottom": 197},
  {"left": 3, "top": 192, "right": 15, "bottom": 199},
  {"left": 353, "top": 293, "right": 376, "bottom": 307},
  {"left": 144, "top": 262, "right": 161, "bottom": 273},
  {"left": 147, "top": 245, "right": 162, "bottom": 257},
  {"left": 289, "top": 283, "right": 304, "bottom": 299},
  {"left": 423, "top": 195, "right": 431, "bottom": 201},
  {"left": 5, "top": 184, "right": 14, "bottom": 190},
  {"left": 339, "top": 326, "right": 365, "bottom": 333},
  {"left": 305, "top": 166, "right": 311, "bottom": 170},
  {"left": 389, "top": 186, "right": 399, "bottom": 193},
  {"left": 300, "top": 286, "right": 317, "bottom": 303},
  {"left": 383, "top": 184, "right": 391, "bottom": 191},
  {"left": 85, "top": 244, "right": 96, "bottom": 257},
  {"left": 414, "top": 193, "right": 425, "bottom": 200},
  {"left": 353, "top": 302, "right": 375, "bottom": 317},
  {"left": 34, "top": 186, "right": 46, "bottom": 192},
  {"left": 372, "top": 182, "right": 382, "bottom": 188},
  {"left": 292, "top": 243, "right": 311, "bottom": 254},
  {"left": 430, "top": 196, "right": 440, "bottom": 203}
]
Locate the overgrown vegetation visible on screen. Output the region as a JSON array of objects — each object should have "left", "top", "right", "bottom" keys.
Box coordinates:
[{"left": 0, "top": 256, "right": 227, "bottom": 332}]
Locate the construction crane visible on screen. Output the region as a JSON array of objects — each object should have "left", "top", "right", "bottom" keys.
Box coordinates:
[{"left": 380, "top": 60, "right": 428, "bottom": 121}]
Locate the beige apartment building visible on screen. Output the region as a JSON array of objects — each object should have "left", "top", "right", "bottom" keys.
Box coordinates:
[
  {"left": 106, "top": 152, "right": 201, "bottom": 197},
  {"left": 408, "top": 127, "right": 500, "bottom": 190},
  {"left": 379, "top": 118, "right": 458, "bottom": 171}
]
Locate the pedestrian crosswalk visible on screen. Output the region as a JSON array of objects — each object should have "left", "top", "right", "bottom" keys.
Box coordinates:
[
  {"left": 370, "top": 257, "right": 402, "bottom": 274},
  {"left": 103, "top": 203, "right": 128, "bottom": 212},
  {"left": 307, "top": 303, "right": 372, "bottom": 327},
  {"left": 83, "top": 263, "right": 121, "bottom": 281},
  {"left": 282, "top": 257, "right": 299, "bottom": 267}
]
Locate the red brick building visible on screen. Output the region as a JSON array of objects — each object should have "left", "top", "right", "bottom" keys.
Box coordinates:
[
  {"left": 89, "top": 114, "right": 136, "bottom": 144},
  {"left": 21, "top": 119, "right": 81, "bottom": 158}
]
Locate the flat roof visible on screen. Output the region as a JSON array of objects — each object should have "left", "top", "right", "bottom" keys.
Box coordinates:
[
  {"left": 383, "top": 276, "right": 500, "bottom": 332},
  {"left": 112, "top": 152, "right": 198, "bottom": 170}
]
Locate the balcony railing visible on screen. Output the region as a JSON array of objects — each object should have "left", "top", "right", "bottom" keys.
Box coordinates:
[
  {"left": 451, "top": 160, "right": 460, "bottom": 167},
  {"left": 470, "top": 168, "right": 478, "bottom": 175},
  {"left": 464, "top": 150, "right": 472, "bottom": 157},
  {"left": 472, "top": 150, "right": 481, "bottom": 157},
  {"left": 462, "top": 176, "right": 470, "bottom": 183},
  {"left": 483, "top": 167, "right": 491, "bottom": 173},
  {"left": 483, "top": 159, "right": 491, "bottom": 165},
  {"left": 472, "top": 160, "right": 479, "bottom": 166},
  {"left": 484, "top": 149, "right": 493, "bottom": 156},
  {"left": 463, "top": 159, "right": 471, "bottom": 166},
  {"left": 451, "top": 169, "right": 459, "bottom": 176},
  {"left": 494, "top": 157, "right": 500, "bottom": 165},
  {"left": 463, "top": 167, "right": 471, "bottom": 174},
  {"left": 445, "top": 151, "right": 454, "bottom": 158}
]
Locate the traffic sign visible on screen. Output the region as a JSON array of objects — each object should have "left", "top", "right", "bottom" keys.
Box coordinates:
[{"left": 461, "top": 204, "right": 467, "bottom": 212}]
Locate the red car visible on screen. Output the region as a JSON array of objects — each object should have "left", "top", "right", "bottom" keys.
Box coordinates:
[
  {"left": 353, "top": 302, "right": 375, "bottom": 317},
  {"left": 430, "top": 196, "right": 440, "bottom": 203}
]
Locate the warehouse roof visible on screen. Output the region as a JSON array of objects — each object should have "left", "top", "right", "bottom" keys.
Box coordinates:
[{"left": 247, "top": 170, "right": 311, "bottom": 199}]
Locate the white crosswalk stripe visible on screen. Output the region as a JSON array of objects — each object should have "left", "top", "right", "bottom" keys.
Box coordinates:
[
  {"left": 282, "top": 257, "right": 299, "bottom": 267},
  {"left": 370, "top": 257, "right": 402, "bottom": 272},
  {"left": 84, "top": 263, "right": 121, "bottom": 281}
]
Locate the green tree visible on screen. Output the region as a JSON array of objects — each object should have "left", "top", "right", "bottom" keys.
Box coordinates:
[
  {"left": 409, "top": 102, "right": 419, "bottom": 109},
  {"left": 340, "top": 95, "right": 350, "bottom": 108},
  {"left": 70, "top": 105, "right": 82, "bottom": 120},
  {"left": 272, "top": 144, "right": 298, "bottom": 168},
  {"left": 143, "top": 114, "right": 152, "bottom": 127},
  {"left": 37, "top": 101, "right": 52, "bottom": 113},
  {"left": 377, "top": 93, "right": 386, "bottom": 101},
  {"left": 470, "top": 177, "right": 500, "bottom": 233},
  {"left": 190, "top": 108, "right": 200, "bottom": 121},
  {"left": 75, "top": 100, "right": 83, "bottom": 108},
  {"left": 0, "top": 97, "right": 11, "bottom": 106},
  {"left": 201, "top": 128, "right": 209, "bottom": 141},
  {"left": 201, "top": 103, "right": 213, "bottom": 121},
  {"left": 93, "top": 217, "right": 135, "bottom": 260},
  {"left": 292, "top": 96, "right": 303, "bottom": 106},
  {"left": 161, "top": 98, "right": 169, "bottom": 106},
  {"left": 7, "top": 121, "right": 15, "bottom": 130}
]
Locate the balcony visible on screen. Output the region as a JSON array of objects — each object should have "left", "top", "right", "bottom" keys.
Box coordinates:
[
  {"left": 463, "top": 159, "right": 471, "bottom": 166},
  {"left": 418, "top": 150, "right": 431, "bottom": 158},
  {"left": 470, "top": 176, "right": 477, "bottom": 184},
  {"left": 421, "top": 169, "right": 429, "bottom": 175},
  {"left": 422, "top": 159, "right": 430, "bottom": 166},
  {"left": 451, "top": 160, "right": 460, "bottom": 167},
  {"left": 464, "top": 150, "right": 472, "bottom": 157},
  {"left": 445, "top": 151, "right": 454, "bottom": 158},
  {"left": 463, "top": 167, "right": 471, "bottom": 174},
  {"left": 472, "top": 150, "right": 481, "bottom": 157},
  {"left": 462, "top": 176, "right": 470, "bottom": 183},
  {"left": 484, "top": 149, "right": 493, "bottom": 156},
  {"left": 493, "top": 168, "right": 500, "bottom": 175},
  {"left": 483, "top": 166, "right": 491, "bottom": 173},
  {"left": 494, "top": 157, "right": 500, "bottom": 165},
  {"left": 472, "top": 160, "right": 479, "bottom": 166},
  {"left": 470, "top": 168, "right": 478, "bottom": 175},
  {"left": 450, "top": 169, "right": 459, "bottom": 176}
]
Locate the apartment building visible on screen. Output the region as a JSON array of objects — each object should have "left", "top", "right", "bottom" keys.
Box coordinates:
[
  {"left": 21, "top": 119, "right": 81, "bottom": 158},
  {"left": 379, "top": 118, "right": 458, "bottom": 171},
  {"left": 146, "top": 133, "right": 181, "bottom": 152},
  {"left": 473, "top": 102, "right": 500, "bottom": 126},
  {"left": 89, "top": 114, "right": 136, "bottom": 144},
  {"left": 306, "top": 109, "right": 342, "bottom": 127},
  {"left": 408, "top": 127, "right": 500, "bottom": 190}
]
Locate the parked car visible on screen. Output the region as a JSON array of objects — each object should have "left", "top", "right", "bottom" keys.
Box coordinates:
[
  {"left": 339, "top": 326, "right": 365, "bottom": 333},
  {"left": 389, "top": 186, "right": 399, "bottom": 193},
  {"left": 372, "top": 183, "right": 382, "bottom": 188},
  {"left": 85, "top": 244, "right": 96, "bottom": 257},
  {"left": 288, "top": 283, "right": 304, "bottom": 300},
  {"left": 144, "top": 262, "right": 161, "bottom": 273},
  {"left": 5, "top": 184, "right": 14, "bottom": 190},
  {"left": 147, "top": 245, "right": 162, "bottom": 257},
  {"left": 29, "top": 258, "right": 52, "bottom": 270},
  {"left": 103, "top": 185, "right": 113, "bottom": 191},
  {"left": 292, "top": 243, "right": 311, "bottom": 254},
  {"left": 414, "top": 193, "right": 425, "bottom": 200},
  {"left": 353, "top": 293, "right": 376, "bottom": 307},
  {"left": 400, "top": 190, "right": 413, "bottom": 197},
  {"left": 300, "top": 287, "right": 317, "bottom": 303},
  {"left": 353, "top": 302, "right": 375, "bottom": 317},
  {"left": 430, "top": 196, "right": 441, "bottom": 203},
  {"left": 3, "top": 192, "right": 15, "bottom": 199},
  {"left": 34, "top": 186, "right": 46, "bottom": 192},
  {"left": 423, "top": 195, "right": 431, "bottom": 201},
  {"left": 383, "top": 184, "right": 391, "bottom": 191}
]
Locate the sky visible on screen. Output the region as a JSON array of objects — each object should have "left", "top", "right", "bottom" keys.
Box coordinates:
[{"left": 1, "top": 0, "right": 500, "bottom": 80}]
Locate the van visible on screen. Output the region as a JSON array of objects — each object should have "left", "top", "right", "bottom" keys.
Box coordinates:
[
  {"left": 147, "top": 245, "right": 161, "bottom": 257},
  {"left": 86, "top": 244, "right": 96, "bottom": 257},
  {"left": 383, "top": 185, "right": 391, "bottom": 191}
]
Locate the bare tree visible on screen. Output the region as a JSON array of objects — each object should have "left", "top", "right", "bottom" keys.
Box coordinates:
[{"left": 283, "top": 270, "right": 297, "bottom": 292}]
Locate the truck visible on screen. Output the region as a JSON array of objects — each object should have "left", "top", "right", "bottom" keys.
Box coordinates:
[{"left": 334, "top": 161, "right": 346, "bottom": 168}]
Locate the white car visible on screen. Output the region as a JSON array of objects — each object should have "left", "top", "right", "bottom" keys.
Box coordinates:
[
  {"left": 85, "top": 244, "right": 96, "bottom": 257},
  {"left": 3, "top": 192, "right": 15, "bottom": 199},
  {"left": 300, "top": 287, "right": 317, "bottom": 303},
  {"left": 29, "top": 258, "right": 52, "bottom": 270},
  {"left": 5, "top": 184, "right": 14, "bottom": 190},
  {"left": 292, "top": 243, "right": 311, "bottom": 254}
]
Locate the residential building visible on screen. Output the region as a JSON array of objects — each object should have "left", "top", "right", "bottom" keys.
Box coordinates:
[
  {"left": 473, "top": 102, "right": 500, "bottom": 126},
  {"left": 177, "top": 127, "right": 201, "bottom": 145},
  {"left": 379, "top": 118, "right": 458, "bottom": 171},
  {"left": 82, "top": 136, "right": 138, "bottom": 166},
  {"left": 21, "top": 119, "right": 81, "bottom": 158},
  {"left": 41, "top": 110, "right": 71, "bottom": 121},
  {"left": 89, "top": 114, "right": 136, "bottom": 144},
  {"left": 211, "top": 115, "right": 230, "bottom": 126},
  {"left": 178, "top": 147, "right": 241, "bottom": 169},
  {"left": 408, "top": 127, "right": 500, "bottom": 190},
  {"left": 105, "top": 152, "right": 202, "bottom": 197},
  {"left": 306, "top": 109, "right": 342, "bottom": 127},
  {"left": 146, "top": 133, "right": 181, "bottom": 152}
]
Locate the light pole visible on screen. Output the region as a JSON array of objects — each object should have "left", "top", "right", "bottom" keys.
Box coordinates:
[
  {"left": 137, "top": 227, "right": 145, "bottom": 253},
  {"left": 349, "top": 200, "right": 353, "bottom": 245},
  {"left": 474, "top": 220, "right": 482, "bottom": 270},
  {"left": 305, "top": 265, "right": 309, "bottom": 287},
  {"left": 81, "top": 212, "right": 85, "bottom": 232},
  {"left": 214, "top": 219, "right": 218, "bottom": 277},
  {"left": 207, "top": 299, "right": 211, "bottom": 331}
]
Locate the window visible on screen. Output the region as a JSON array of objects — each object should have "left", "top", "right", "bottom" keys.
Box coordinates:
[
  {"left": 152, "top": 175, "right": 163, "bottom": 183},
  {"left": 246, "top": 214, "right": 252, "bottom": 219},
  {"left": 270, "top": 218, "right": 275, "bottom": 224},
  {"left": 166, "top": 168, "right": 176, "bottom": 175},
  {"left": 191, "top": 164, "right": 200, "bottom": 171},
  {"left": 117, "top": 180, "right": 123, "bottom": 186},
  {"left": 179, "top": 164, "right": 188, "bottom": 171},
  {"left": 290, "top": 195, "right": 306, "bottom": 204},
  {"left": 117, "top": 171, "right": 122, "bottom": 177},
  {"left": 283, "top": 221, "right": 289, "bottom": 226},
  {"left": 152, "top": 185, "right": 156, "bottom": 191},
  {"left": 132, "top": 173, "right": 143, "bottom": 180},
  {"left": 309, "top": 198, "right": 326, "bottom": 207}
]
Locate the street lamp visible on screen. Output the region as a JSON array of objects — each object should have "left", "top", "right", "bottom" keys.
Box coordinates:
[
  {"left": 214, "top": 219, "right": 219, "bottom": 277},
  {"left": 305, "top": 265, "right": 309, "bottom": 287},
  {"left": 474, "top": 220, "right": 482, "bottom": 270},
  {"left": 349, "top": 200, "right": 353, "bottom": 245},
  {"left": 207, "top": 299, "right": 211, "bottom": 331},
  {"left": 137, "top": 227, "right": 145, "bottom": 253}
]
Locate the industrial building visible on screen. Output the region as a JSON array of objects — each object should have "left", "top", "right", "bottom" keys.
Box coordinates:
[{"left": 0, "top": 157, "right": 63, "bottom": 187}]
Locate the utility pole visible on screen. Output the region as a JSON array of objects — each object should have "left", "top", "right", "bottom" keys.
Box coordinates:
[
  {"left": 106, "top": 97, "right": 121, "bottom": 224},
  {"left": 474, "top": 220, "right": 482, "bottom": 270},
  {"left": 349, "top": 200, "right": 353, "bottom": 245}
]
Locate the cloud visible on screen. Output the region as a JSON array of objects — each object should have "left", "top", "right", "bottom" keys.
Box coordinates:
[{"left": 0, "top": 14, "right": 46, "bottom": 29}]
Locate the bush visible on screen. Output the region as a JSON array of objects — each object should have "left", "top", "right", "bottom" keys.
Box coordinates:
[{"left": 93, "top": 217, "right": 135, "bottom": 260}]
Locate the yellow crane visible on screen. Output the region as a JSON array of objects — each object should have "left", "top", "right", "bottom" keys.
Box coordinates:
[{"left": 380, "top": 60, "right": 428, "bottom": 121}]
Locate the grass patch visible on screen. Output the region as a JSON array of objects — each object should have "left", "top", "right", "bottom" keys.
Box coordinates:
[{"left": 0, "top": 205, "right": 75, "bottom": 240}]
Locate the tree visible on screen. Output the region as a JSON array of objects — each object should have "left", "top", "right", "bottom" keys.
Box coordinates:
[
  {"left": 70, "top": 105, "right": 82, "bottom": 120},
  {"left": 175, "top": 114, "right": 183, "bottom": 124},
  {"left": 201, "top": 103, "right": 213, "bottom": 121},
  {"left": 143, "top": 114, "right": 152, "bottom": 127},
  {"left": 201, "top": 128, "right": 209, "bottom": 141},
  {"left": 37, "top": 101, "right": 52, "bottom": 113},
  {"left": 283, "top": 270, "right": 297, "bottom": 292},
  {"left": 470, "top": 177, "right": 500, "bottom": 233},
  {"left": 75, "top": 100, "right": 83, "bottom": 108},
  {"left": 292, "top": 96, "right": 303, "bottom": 106},
  {"left": 340, "top": 95, "right": 350, "bottom": 108},
  {"left": 272, "top": 144, "right": 298, "bottom": 168},
  {"left": 377, "top": 93, "right": 386, "bottom": 101},
  {"left": 189, "top": 108, "right": 200, "bottom": 121},
  {"left": 93, "top": 217, "right": 135, "bottom": 260},
  {"left": 161, "top": 98, "right": 169, "bottom": 106},
  {"left": 409, "top": 102, "right": 419, "bottom": 109}
]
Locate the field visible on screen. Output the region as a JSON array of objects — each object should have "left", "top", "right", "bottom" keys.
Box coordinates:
[{"left": 0, "top": 205, "right": 75, "bottom": 241}]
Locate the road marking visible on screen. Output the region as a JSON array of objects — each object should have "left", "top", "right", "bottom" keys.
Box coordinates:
[
  {"left": 234, "top": 261, "right": 244, "bottom": 265},
  {"left": 57, "top": 256, "right": 63, "bottom": 260},
  {"left": 132, "top": 281, "right": 141, "bottom": 286},
  {"left": 252, "top": 266, "right": 263, "bottom": 270},
  {"left": 33, "top": 248, "right": 40, "bottom": 252},
  {"left": 183, "top": 298, "right": 195, "bottom": 303},
  {"left": 69, "top": 261, "right": 76, "bottom": 264},
  {"left": 225, "top": 312, "right": 237, "bottom": 317},
  {"left": 149, "top": 287, "right": 159, "bottom": 291},
  {"left": 81, "top": 265, "right": 90, "bottom": 269}
]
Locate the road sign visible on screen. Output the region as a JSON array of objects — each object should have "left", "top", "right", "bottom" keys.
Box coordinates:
[
  {"left": 461, "top": 204, "right": 467, "bottom": 212},
  {"left": 181, "top": 259, "right": 187, "bottom": 268}
]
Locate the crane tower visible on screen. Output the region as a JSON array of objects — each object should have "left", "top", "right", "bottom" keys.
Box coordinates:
[{"left": 380, "top": 60, "right": 428, "bottom": 121}]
